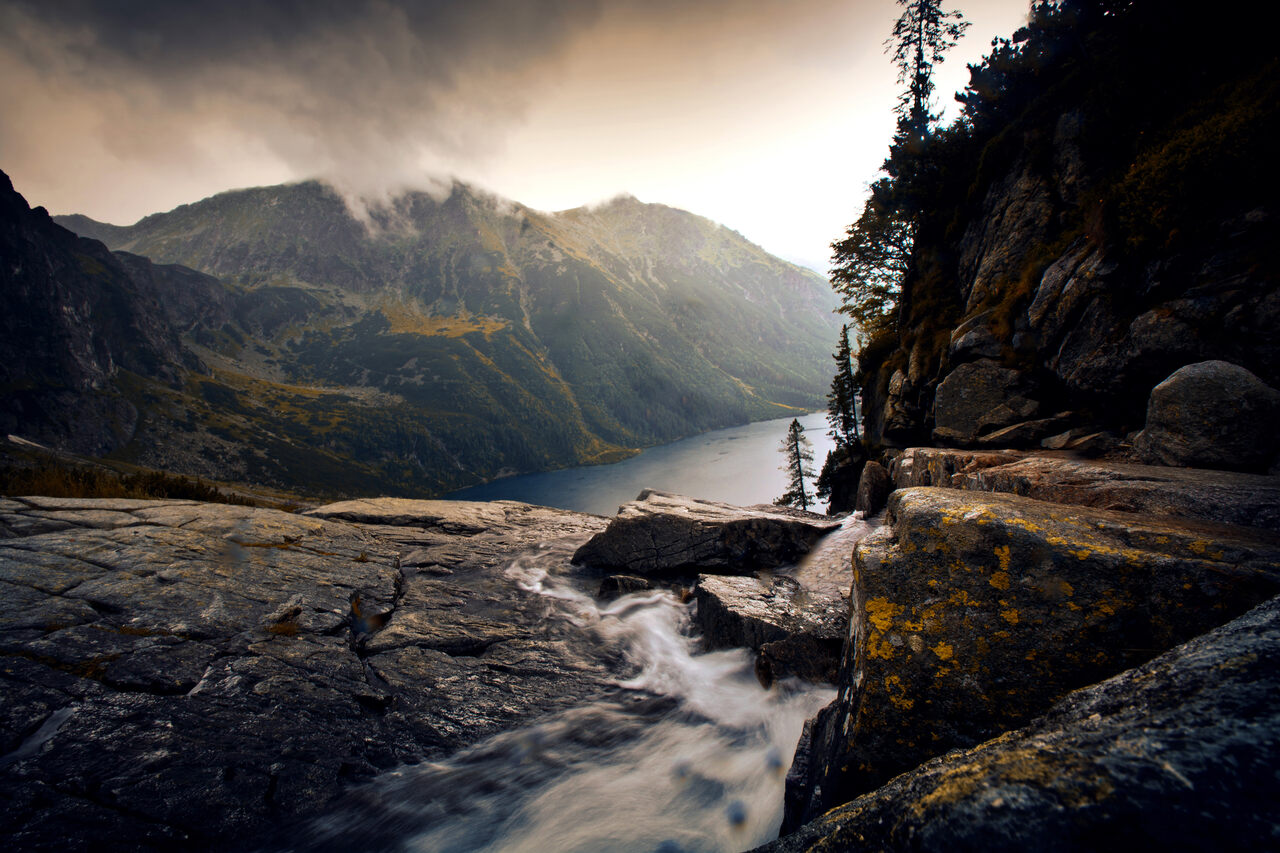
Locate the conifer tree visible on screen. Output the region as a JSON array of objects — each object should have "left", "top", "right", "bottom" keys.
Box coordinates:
[
  {"left": 775, "top": 418, "right": 816, "bottom": 512},
  {"left": 888, "top": 0, "right": 971, "bottom": 145},
  {"left": 826, "top": 324, "right": 860, "bottom": 446}
]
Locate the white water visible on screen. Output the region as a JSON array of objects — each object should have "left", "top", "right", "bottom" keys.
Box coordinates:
[{"left": 303, "top": 551, "right": 835, "bottom": 853}]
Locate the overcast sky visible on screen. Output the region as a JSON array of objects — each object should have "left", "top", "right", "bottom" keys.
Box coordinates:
[{"left": 0, "top": 0, "right": 1030, "bottom": 272}]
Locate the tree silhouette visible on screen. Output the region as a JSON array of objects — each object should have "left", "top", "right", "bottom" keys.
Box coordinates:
[
  {"left": 887, "top": 0, "right": 971, "bottom": 145},
  {"left": 826, "top": 324, "right": 860, "bottom": 446},
  {"left": 775, "top": 418, "right": 816, "bottom": 511}
]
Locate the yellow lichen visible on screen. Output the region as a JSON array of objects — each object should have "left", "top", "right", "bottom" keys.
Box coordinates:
[
  {"left": 1001, "top": 609, "right": 1020, "bottom": 625},
  {"left": 932, "top": 641, "right": 955, "bottom": 662}
]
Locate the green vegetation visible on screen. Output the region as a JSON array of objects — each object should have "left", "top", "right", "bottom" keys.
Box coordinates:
[{"left": 0, "top": 457, "right": 261, "bottom": 506}]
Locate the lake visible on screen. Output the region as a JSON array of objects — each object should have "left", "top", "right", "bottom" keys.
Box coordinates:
[{"left": 445, "top": 411, "right": 837, "bottom": 516}]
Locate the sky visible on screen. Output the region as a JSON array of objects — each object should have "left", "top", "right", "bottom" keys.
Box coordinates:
[{"left": 0, "top": 0, "right": 1031, "bottom": 273}]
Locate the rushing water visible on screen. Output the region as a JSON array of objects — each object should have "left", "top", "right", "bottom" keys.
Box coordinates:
[
  {"left": 296, "top": 543, "right": 841, "bottom": 853},
  {"left": 445, "top": 411, "right": 837, "bottom": 516}
]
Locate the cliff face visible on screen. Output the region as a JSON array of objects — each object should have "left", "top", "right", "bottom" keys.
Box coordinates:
[
  {"left": 860, "top": 7, "right": 1279, "bottom": 455},
  {"left": 0, "top": 172, "right": 215, "bottom": 455}
]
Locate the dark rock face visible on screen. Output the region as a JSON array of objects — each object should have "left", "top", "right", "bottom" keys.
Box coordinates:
[
  {"left": 852, "top": 461, "right": 891, "bottom": 516},
  {"left": 1134, "top": 360, "right": 1280, "bottom": 471},
  {"left": 571, "top": 489, "right": 840, "bottom": 576},
  {"left": 891, "top": 447, "right": 1280, "bottom": 531},
  {"left": 758, "top": 594, "right": 1280, "bottom": 853},
  {"left": 0, "top": 171, "right": 206, "bottom": 455},
  {"left": 932, "top": 360, "right": 1039, "bottom": 446},
  {"left": 694, "top": 575, "right": 846, "bottom": 684},
  {"left": 784, "top": 487, "right": 1280, "bottom": 831},
  {"left": 0, "top": 496, "right": 616, "bottom": 851}
]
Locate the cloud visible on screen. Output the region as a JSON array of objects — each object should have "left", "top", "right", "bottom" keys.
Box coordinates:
[{"left": 0, "top": 0, "right": 612, "bottom": 217}]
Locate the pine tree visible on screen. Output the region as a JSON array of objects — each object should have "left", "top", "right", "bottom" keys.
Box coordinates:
[
  {"left": 887, "top": 0, "right": 971, "bottom": 145},
  {"left": 774, "top": 418, "right": 816, "bottom": 512},
  {"left": 826, "top": 324, "right": 861, "bottom": 447}
]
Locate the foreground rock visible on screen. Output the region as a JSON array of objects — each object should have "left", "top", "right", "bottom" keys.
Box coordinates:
[
  {"left": 694, "top": 575, "right": 845, "bottom": 684},
  {"left": 784, "top": 487, "right": 1280, "bottom": 830},
  {"left": 0, "top": 496, "right": 613, "bottom": 851},
  {"left": 759, "top": 594, "right": 1280, "bottom": 852},
  {"left": 571, "top": 489, "right": 839, "bottom": 576},
  {"left": 1134, "top": 360, "right": 1280, "bottom": 471},
  {"left": 891, "top": 447, "right": 1280, "bottom": 530}
]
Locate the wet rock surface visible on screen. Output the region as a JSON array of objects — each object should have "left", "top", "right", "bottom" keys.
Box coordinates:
[
  {"left": 759, "top": 594, "right": 1280, "bottom": 853},
  {"left": 784, "top": 486, "right": 1280, "bottom": 830},
  {"left": 694, "top": 575, "right": 846, "bottom": 684},
  {"left": 0, "top": 496, "right": 615, "bottom": 851},
  {"left": 571, "top": 489, "right": 839, "bottom": 576},
  {"left": 891, "top": 447, "right": 1280, "bottom": 531}
]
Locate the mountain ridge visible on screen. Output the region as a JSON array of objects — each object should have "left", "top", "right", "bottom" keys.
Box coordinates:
[{"left": 29, "top": 174, "right": 840, "bottom": 497}]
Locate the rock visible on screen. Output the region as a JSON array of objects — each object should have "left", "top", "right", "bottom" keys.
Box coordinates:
[
  {"left": 0, "top": 496, "right": 619, "bottom": 850},
  {"left": 932, "top": 360, "right": 1039, "bottom": 446},
  {"left": 892, "top": 447, "right": 1280, "bottom": 531},
  {"left": 571, "top": 489, "right": 840, "bottom": 576},
  {"left": 1063, "top": 430, "right": 1118, "bottom": 456},
  {"left": 597, "top": 574, "right": 655, "bottom": 597},
  {"left": 948, "top": 312, "right": 1003, "bottom": 362},
  {"left": 783, "top": 487, "right": 1280, "bottom": 830},
  {"left": 853, "top": 462, "right": 892, "bottom": 516},
  {"left": 1134, "top": 360, "right": 1280, "bottom": 471},
  {"left": 759, "top": 594, "right": 1280, "bottom": 853},
  {"left": 694, "top": 575, "right": 846, "bottom": 684},
  {"left": 975, "top": 414, "right": 1072, "bottom": 448},
  {"left": 890, "top": 448, "right": 1023, "bottom": 489}
]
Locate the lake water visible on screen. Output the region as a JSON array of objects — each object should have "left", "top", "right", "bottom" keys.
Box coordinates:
[{"left": 445, "top": 411, "right": 837, "bottom": 516}]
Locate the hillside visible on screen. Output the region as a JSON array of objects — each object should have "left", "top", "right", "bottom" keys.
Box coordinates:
[
  {"left": 20, "top": 177, "right": 839, "bottom": 497},
  {"left": 848, "top": 1, "right": 1278, "bottom": 455}
]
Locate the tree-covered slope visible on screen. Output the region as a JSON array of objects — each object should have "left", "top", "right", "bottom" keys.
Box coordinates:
[{"left": 44, "top": 179, "right": 839, "bottom": 496}]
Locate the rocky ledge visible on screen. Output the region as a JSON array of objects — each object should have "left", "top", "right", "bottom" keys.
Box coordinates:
[
  {"left": 572, "top": 488, "right": 840, "bottom": 575},
  {"left": 758, "top": 593, "right": 1280, "bottom": 852},
  {"left": 695, "top": 575, "right": 846, "bottom": 684},
  {"left": 0, "top": 496, "right": 615, "bottom": 851},
  {"left": 891, "top": 447, "right": 1280, "bottom": 530}
]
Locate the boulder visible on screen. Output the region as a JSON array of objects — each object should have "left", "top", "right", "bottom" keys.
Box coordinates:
[
  {"left": 1134, "top": 360, "right": 1280, "bottom": 471},
  {"left": 853, "top": 461, "right": 892, "bottom": 516},
  {"left": 783, "top": 487, "right": 1280, "bottom": 830},
  {"left": 933, "top": 360, "right": 1039, "bottom": 446},
  {"left": 892, "top": 447, "right": 1280, "bottom": 531},
  {"left": 0, "top": 496, "right": 617, "bottom": 850},
  {"left": 760, "top": 594, "right": 1280, "bottom": 853},
  {"left": 694, "top": 575, "right": 846, "bottom": 684},
  {"left": 571, "top": 489, "right": 840, "bottom": 575}
]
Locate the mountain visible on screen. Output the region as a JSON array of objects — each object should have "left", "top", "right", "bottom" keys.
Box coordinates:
[{"left": 28, "top": 177, "right": 838, "bottom": 496}]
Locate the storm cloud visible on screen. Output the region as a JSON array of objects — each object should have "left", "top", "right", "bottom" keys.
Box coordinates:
[
  {"left": 1, "top": 0, "right": 1030, "bottom": 268},
  {"left": 0, "top": 0, "right": 623, "bottom": 206}
]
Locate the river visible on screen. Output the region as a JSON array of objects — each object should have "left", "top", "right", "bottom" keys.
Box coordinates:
[
  {"left": 445, "top": 411, "right": 837, "bottom": 516},
  {"left": 290, "top": 521, "right": 878, "bottom": 853}
]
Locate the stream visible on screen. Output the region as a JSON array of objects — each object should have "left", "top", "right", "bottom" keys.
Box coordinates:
[{"left": 291, "top": 516, "right": 875, "bottom": 853}]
